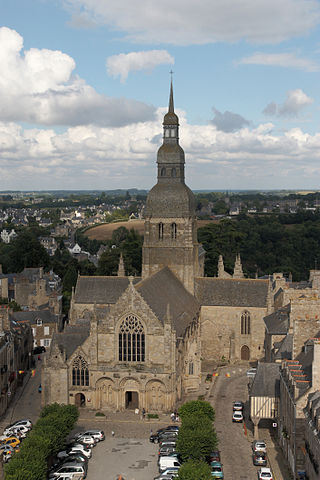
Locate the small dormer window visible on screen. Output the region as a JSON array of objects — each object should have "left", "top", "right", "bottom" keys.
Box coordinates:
[{"left": 36, "top": 318, "right": 42, "bottom": 327}]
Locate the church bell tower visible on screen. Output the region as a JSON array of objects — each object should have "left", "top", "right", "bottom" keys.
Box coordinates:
[{"left": 142, "top": 81, "right": 204, "bottom": 293}]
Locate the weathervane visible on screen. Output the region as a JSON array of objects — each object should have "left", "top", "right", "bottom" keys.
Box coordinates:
[{"left": 169, "top": 70, "right": 174, "bottom": 80}]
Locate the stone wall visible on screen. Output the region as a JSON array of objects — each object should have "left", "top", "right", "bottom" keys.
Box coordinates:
[{"left": 200, "top": 305, "right": 267, "bottom": 363}]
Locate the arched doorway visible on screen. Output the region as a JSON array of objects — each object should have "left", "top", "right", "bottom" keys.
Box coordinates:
[
  {"left": 125, "top": 391, "right": 139, "bottom": 409},
  {"left": 241, "top": 345, "right": 250, "bottom": 361},
  {"left": 75, "top": 393, "right": 86, "bottom": 407}
]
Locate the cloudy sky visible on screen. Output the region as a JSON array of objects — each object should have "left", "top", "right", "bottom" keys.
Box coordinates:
[{"left": 2, "top": 0, "right": 320, "bottom": 191}]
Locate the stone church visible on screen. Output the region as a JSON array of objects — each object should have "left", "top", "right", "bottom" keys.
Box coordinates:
[{"left": 42, "top": 83, "right": 272, "bottom": 412}]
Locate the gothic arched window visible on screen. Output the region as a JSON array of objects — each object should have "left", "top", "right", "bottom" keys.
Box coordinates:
[
  {"left": 171, "top": 168, "right": 176, "bottom": 177},
  {"left": 72, "top": 355, "right": 89, "bottom": 386},
  {"left": 241, "top": 311, "right": 251, "bottom": 335},
  {"left": 119, "top": 314, "right": 145, "bottom": 362},
  {"left": 161, "top": 167, "right": 166, "bottom": 177},
  {"left": 158, "top": 222, "right": 164, "bottom": 240},
  {"left": 171, "top": 222, "right": 177, "bottom": 239}
]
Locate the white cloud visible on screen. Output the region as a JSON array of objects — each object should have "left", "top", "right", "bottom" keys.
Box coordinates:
[
  {"left": 238, "top": 52, "right": 320, "bottom": 71},
  {"left": 263, "top": 89, "right": 314, "bottom": 117},
  {"left": 2, "top": 110, "right": 320, "bottom": 190},
  {"left": 107, "top": 50, "right": 174, "bottom": 83},
  {"left": 0, "top": 27, "right": 155, "bottom": 127},
  {"left": 63, "top": 0, "right": 320, "bottom": 45}
]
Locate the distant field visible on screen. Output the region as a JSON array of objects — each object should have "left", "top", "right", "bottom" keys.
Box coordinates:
[{"left": 85, "top": 219, "right": 218, "bottom": 241}]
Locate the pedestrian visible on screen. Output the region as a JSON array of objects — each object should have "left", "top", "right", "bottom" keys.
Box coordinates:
[
  {"left": 111, "top": 430, "right": 115, "bottom": 437},
  {"left": 38, "top": 355, "right": 41, "bottom": 361},
  {"left": 170, "top": 412, "right": 175, "bottom": 422},
  {"left": 142, "top": 407, "right": 146, "bottom": 419}
]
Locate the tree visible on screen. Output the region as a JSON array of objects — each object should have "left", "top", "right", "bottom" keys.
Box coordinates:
[
  {"left": 97, "top": 248, "right": 120, "bottom": 276},
  {"left": 179, "top": 400, "right": 215, "bottom": 422},
  {"left": 176, "top": 416, "right": 217, "bottom": 462},
  {"left": 177, "top": 460, "right": 211, "bottom": 480},
  {"left": 9, "top": 230, "right": 50, "bottom": 272},
  {"left": 62, "top": 260, "right": 79, "bottom": 293}
]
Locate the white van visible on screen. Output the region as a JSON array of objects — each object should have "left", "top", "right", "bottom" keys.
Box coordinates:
[{"left": 159, "top": 456, "right": 181, "bottom": 472}]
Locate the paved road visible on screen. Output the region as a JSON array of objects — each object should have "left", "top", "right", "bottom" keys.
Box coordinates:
[{"left": 209, "top": 366, "right": 259, "bottom": 480}]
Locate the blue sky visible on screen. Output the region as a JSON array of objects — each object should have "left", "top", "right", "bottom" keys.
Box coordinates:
[{"left": 1, "top": 0, "right": 320, "bottom": 190}]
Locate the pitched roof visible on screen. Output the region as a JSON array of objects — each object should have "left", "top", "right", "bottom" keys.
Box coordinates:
[
  {"left": 11, "top": 310, "right": 59, "bottom": 325},
  {"left": 136, "top": 267, "right": 200, "bottom": 337},
  {"left": 52, "top": 320, "right": 90, "bottom": 359},
  {"left": 194, "top": 277, "right": 269, "bottom": 308},
  {"left": 274, "top": 334, "right": 293, "bottom": 360},
  {"left": 74, "top": 276, "right": 141, "bottom": 304},
  {"left": 250, "top": 363, "right": 280, "bottom": 397},
  {"left": 264, "top": 305, "right": 290, "bottom": 334}
]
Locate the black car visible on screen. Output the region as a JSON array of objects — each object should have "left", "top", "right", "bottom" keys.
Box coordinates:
[
  {"left": 149, "top": 426, "right": 179, "bottom": 443},
  {"left": 252, "top": 452, "right": 267, "bottom": 466},
  {"left": 33, "top": 346, "right": 46, "bottom": 354}
]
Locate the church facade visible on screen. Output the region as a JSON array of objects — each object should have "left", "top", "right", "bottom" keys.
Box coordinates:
[{"left": 42, "top": 84, "right": 271, "bottom": 412}]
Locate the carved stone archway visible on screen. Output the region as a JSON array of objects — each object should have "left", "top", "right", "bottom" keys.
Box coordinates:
[
  {"left": 96, "top": 377, "right": 115, "bottom": 410},
  {"left": 146, "top": 380, "right": 166, "bottom": 412}
]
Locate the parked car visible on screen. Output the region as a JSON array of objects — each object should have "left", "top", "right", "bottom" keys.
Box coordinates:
[
  {"left": 159, "top": 467, "right": 180, "bottom": 477},
  {"left": 158, "top": 446, "right": 177, "bottom": 456},
  {"left": 5, "top": 419, "right": 32, "bottom": 430},
  {"left": 207, "top": 451, "right": 221, "bottom": 463},
  {"left": 4, "top": 425, "right": 29, "bottom": 438},
  {"left": 211, "top": 461, "right": 224, "bottom": 479},
  {"left": 233, "top": 401, "right": 244, "bottom": 411},
  {"left": 247, "top": 368, "right": 257, "bottom": 378},
  {"left": 58, "top": 446, "right": 92, "bottom": 459},
  {"left": 232, "top": 411, "right": 243, "bottom": 423},
  {"left": 0, "top": 437, "right": 20, "bottom": 448},
  {"left": 159, "top": 456, "right": 181, "bottom": 472},
  {"left": 48, "top": 462, "right": 87, "bottom": 479},
  {"left": 253, "top": 452, "right": 267, "bottom": 466},
  {"left": 154, "top": 475, "right": 178, "bottom": 480},
  {"left": 72, "top": 435, "right": 96, "bottom": 447},
  {"left": 57, "top": 453, "right": 88, "bottom": 466},
  {"left": 75, "top": 430, "right": 105, "bottom": 442},
  {"left": 252, "top": 441, "right": 267, "bottom": 453},
  {"left": 257, "top": 467, "right": 273, "bottom": 479},
  {"left": 150, "top": 426, "right": 179, "bottom": 443}
]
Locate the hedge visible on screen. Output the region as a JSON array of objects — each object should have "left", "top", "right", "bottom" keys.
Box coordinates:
[{"left": 4, "top": 403, "right": 79, "bottom": 480}]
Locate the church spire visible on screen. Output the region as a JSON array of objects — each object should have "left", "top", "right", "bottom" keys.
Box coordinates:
[{"left": 169, "top": 78, "right": 174, "bottom": 113}]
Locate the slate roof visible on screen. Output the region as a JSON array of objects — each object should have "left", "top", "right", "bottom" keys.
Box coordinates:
[
  {"left": 74, "top": 276, "right": 141, "bottom": 304},
  {"left": 51, "top": 320, "right": 90, "bottom": 359},
  {"left": 264, "top": 305, "right": 290, "bottom": 334},
  {"left": 274, "top": 334, "right": 293, "bottom": 360},
  {"left": 250, "top": 363, "right": 280, "bottom": 397},
  {"left": 11, "top": 310, "right": 59, "bottom": 325},
  {"left": 194, "top": 277, "right": 269, "bottom": 308},
  {"left": 136, "top": 267, "right": 200, "bottom": 337}
]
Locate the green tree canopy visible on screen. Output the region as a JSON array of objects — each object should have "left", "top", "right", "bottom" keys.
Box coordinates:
[
  {"left": 176, "top": 415, "right": 217, "bottom": 462},
  {"left": 179, "top": 400, "right": 215, "bottom": 422},
  {"left": 177, "top": 460, "right": 211, "bottom": 480}
]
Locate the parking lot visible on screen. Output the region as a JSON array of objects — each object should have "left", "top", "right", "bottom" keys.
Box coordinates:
[{"left": 85, "top": 436, "right": 159, "bottom": 480}]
